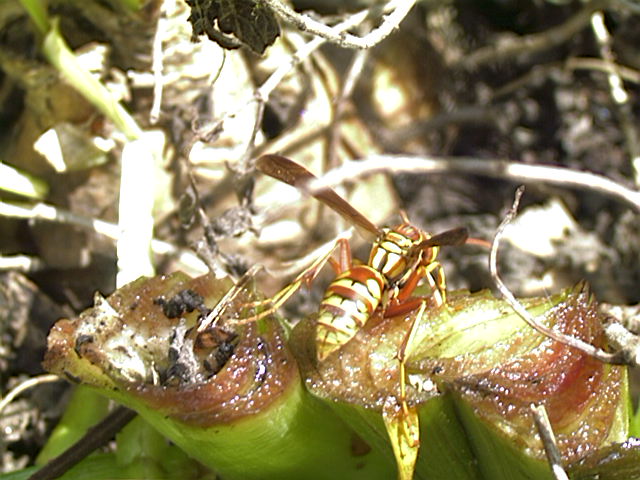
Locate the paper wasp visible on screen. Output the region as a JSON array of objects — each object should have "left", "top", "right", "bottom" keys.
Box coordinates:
[
  {"left": 238, "top": 154, "right": 472, "bottom": 468},
  {"left": 253, "top": 154, "right": 469, "bottom": 362}
]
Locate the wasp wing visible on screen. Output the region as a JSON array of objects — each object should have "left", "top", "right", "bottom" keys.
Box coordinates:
[
  {"left": 416, "top": 227, "right": 469, "bottom": 250},
  {"left": 257, "top": 155, "right": 381, "bottom": 236}
]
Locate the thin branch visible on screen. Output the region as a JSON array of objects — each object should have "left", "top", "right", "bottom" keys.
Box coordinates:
[
  {"left": 565, "top": 57, "right": 640, "bottom": 84},
  {"left": 0, "top": 374, "right": 61, "bottom": 415},
  {"left": 0, "top": 200, "right": 207, "bottom": 274},
  {"left": 238, "top": 97, "right": 266, "bottom": 172},
  {"left": 530, "top": 404, "right": 570, "bottom": 480},
  {"left": 28, "top": 407, "right": 137, "bottom": 480},
  {"left": 306, "top": 155, "right": 640, "bottom": 212},
  {"left": 490, "top": 187, "right": 625, "bottom": 363},
  {"left": 459, "top": 0, "right": 610, "bottom": 69},
  {"left": 327, "top": 48, "right": 369, "bottom": 168},
  {"left": 254, "top": 7, "right": 381, "bottom": 105},
  {"left": 265, "top": 0, "right": 416, "bottom": 50},
  {"left": 590, "top": 11, "right": 640, "bottom": 186},
  {"left": 0, "top": 254, "right": 46, "bottom": 272}
]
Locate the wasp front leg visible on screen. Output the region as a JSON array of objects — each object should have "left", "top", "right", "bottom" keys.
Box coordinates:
[
  {"left": 383, "top": 260, "right": 449, "bottom": 320},
  {"left": 232, "top": 238, "right": 352, "bottom": 325},
  {"left": 422, "top": 260, "right": 447, "bottom": 307}
]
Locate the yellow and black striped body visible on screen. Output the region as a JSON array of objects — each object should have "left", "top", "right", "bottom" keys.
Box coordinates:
[
  {"left": 316, "top": 265, "right": 385, "bottom": 361},
  {"left": 316, "top": 223, "right": 438, "bottom": 361},
  {"left": 369, "top": 224, "right": 434, "bottom": 287}
]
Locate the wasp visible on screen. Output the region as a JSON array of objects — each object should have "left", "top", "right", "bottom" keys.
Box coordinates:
[
  {"left": 247, "top": 154, "right": 471, "bottom": 469},
  {"left": 253, "top": 154, "right": 469, "bottom": 360}
]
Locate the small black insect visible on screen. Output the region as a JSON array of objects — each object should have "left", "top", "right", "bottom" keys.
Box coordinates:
[{"left": 154, "top": 289, "right": 208, "bottom": 319}]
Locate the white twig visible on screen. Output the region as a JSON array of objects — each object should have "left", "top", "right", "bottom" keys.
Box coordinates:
[
  {"left": 0, "top": 254, "right": 46, "bottom": 272},
  {"left": 265, "top": 0, "right": 416, "bottom": 50},
  {"left": 306, "top": 155, "right": 640, "bottom": 212},
  {"left": 0, "top": 374, "right": 61, "bottom": 415},
  {"left": 255, "top": 7, "right": 382, "bottom": 105},
  {"left": 590, "top": 11, "right": 640, "bottom": 186},
  {"left": 149, "top": 0, "right": 169, "bottom": 124},
  {"left": 490, "top": 187, "right": 624, "bottom": 363},
  {"left": 530, "top": 404, "right": 570, "bottom": 480},
  {"left": 0, "top": 200, "right": 206, "bottom": 274}
]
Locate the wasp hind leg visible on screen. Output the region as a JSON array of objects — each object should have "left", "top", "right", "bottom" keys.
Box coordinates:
[{"left": 383, "top": 300, "right": 430, "bottom": 480}]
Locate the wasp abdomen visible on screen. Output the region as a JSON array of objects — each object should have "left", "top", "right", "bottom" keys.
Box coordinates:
[{"left": 315, "top": 266, "right": 385, "bottom": 361}]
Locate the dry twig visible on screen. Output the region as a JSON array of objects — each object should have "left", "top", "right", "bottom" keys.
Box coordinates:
[
  {"left": 490, "top": 187, "right": 624, "bottom": 364},
  {"left": 459, "top": 0, "right": 609, "bottom": 69},
  {"left": 0, "top": 374, "right": 61, "bottom": 415},
  {"left": 307, "top": 155, "right": 640, "bottom": 211},
  {"left": 530, "top": 404, "right": 570, "bottom": 480},
  {"left": 327, "top": 48, "right": 369, "bottom": 168},
  {"left": 590, "top": 11, "right": 640, "bottom": 185},
  {"left": 265, "top": 0, "right": 416, "bottom": 50}
]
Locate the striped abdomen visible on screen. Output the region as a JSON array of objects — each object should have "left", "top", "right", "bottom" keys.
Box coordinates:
[{"left": 315, "top": 265, "right": 386, "bottom": 361}]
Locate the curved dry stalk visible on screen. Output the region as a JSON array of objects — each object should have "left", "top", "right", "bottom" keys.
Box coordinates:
[
  {"left": 306, "top": 155, "right": 640, "bottom": 212},
  {"left": 327, "top": 49, "right": 369, "bottom": 168},
  {"left": 490, "top": 187, "right": 625, "bottom": 364},
  {"left": 0, "top": 374, "right": 61, "bottom": 415},
  {"left": 265, "top": 0, "right": 416, "bottom": 50}
]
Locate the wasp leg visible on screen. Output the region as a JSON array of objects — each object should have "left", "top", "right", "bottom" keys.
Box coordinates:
[
  {"left": 232, "top": 238, "right": 351, "bottom": 325},
  {"left": 197, "top": 265, "right": 264, "bottom": 332},
  {"left": 423, "top": 260, "right": 446, "bottom": 306},
  {"left": 397, "top": 301, "right": 428, "bottom": 428},
  {"left": 383, "top": 402, "right": 420, "bottom": 480},
  {"left": 384, "top": 258, "right": 448, "bottom": 319},
  {"left": 383, "top": 300, "right": 428, "bottom": 480}
]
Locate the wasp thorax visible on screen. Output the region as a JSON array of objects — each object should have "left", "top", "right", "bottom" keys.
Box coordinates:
[{"left": 368, "top": 225, "right": 430, "bottom": 285}]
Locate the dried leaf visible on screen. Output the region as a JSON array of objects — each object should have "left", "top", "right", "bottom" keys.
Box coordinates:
[{"left": 186, "top": 0, "right": 280, "bottom": 54}]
